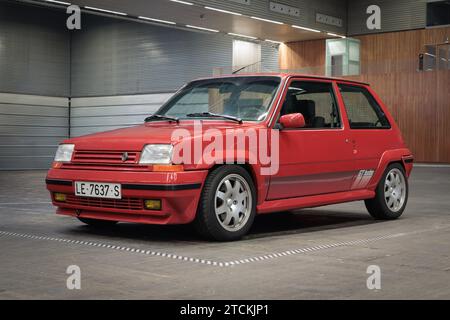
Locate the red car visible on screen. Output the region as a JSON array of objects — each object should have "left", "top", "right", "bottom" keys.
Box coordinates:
[{"left": 46, "top": 74, "right": 413, "bottom": 241}]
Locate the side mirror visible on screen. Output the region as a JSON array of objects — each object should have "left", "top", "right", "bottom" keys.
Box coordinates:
[{"left": 279, "top": 113, "right": 306, "bottom": 129}]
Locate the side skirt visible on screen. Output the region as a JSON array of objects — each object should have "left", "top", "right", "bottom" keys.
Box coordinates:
[{"left": 257, "top": 189, "right": 375, "bottom": 214}]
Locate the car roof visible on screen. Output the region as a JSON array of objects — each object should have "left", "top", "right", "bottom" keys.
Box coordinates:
[{"left": 192, "top": 73, "right": 370, "bottom": 86}]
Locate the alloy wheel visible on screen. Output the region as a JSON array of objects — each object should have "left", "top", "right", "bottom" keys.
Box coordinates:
[
  {"left": 384, "top": 168, "right": 406, "bottom": 212},
  {"left": 214, "top": 174, "right": 252, "bottom": 232}
]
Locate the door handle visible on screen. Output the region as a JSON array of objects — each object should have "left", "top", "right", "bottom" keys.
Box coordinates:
[
  {"left": 350, "top": 139, "right": 358, "bottom": 154},
  {"left": 345, "top": 138, "right": 358, "bottom": 154}
]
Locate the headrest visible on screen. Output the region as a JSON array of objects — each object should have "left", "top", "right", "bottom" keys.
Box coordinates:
[
  {"left": 281, "top": 93, "right": 298, "bottom": 115},
  {"left": 297, "top": 100, "right": 316, "bottom": 118}
]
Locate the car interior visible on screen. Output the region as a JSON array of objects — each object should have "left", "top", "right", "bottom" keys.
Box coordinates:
[{"left": 278, "top": 82, "right": 341, "bottom": 129}]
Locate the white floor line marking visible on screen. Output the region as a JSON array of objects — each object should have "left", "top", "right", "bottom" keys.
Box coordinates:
[{"left": 2, "top": 228, "right": 446, "bottom": 267}]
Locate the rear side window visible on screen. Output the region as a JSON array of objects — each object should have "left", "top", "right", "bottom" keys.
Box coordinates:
[{"left": 338, "top": 84, "right": 390, "bottom": 129}]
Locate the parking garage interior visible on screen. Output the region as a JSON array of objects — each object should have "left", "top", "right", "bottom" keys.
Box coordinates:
[{"left": 0, "top": 0, "right": 449, "bottom": 300}]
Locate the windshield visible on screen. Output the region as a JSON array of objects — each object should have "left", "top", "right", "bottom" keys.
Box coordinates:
[{"left": 157, "top": 76, "right": 281, "bottom": 122}]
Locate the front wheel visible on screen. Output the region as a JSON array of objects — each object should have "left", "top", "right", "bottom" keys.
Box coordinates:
[
  {"left": 194, "top": 165, "right": 256, "bottom": 241},
  {"left": 365, "top": 163, "right": 409, "bottom": 220}
]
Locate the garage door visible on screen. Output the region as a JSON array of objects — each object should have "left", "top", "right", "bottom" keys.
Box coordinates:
[
  {"left": 0, "top": 93, "right": 69, "bottom": 170},
  {"left": 70, "top": 93, "right": 174, "bottom": 137}
]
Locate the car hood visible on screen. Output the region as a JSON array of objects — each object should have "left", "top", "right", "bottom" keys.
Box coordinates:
[{"left": 66, "top": 121, "right": 264, "bottom": 151}]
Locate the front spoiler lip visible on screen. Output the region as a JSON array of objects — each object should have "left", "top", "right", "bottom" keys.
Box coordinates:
[
  {"left": 46, "top": 179, "right": 202, "bottom": 191},
  {"left": 122, "top": 183, "right": 201, "bottom": 191},
  {"left": 45, "top": 179, "right": 72, "bottom": 186}
]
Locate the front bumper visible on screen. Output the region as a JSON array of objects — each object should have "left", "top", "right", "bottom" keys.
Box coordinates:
[{"left": 46, "top": 168, "right": 207, "bottom": 224}]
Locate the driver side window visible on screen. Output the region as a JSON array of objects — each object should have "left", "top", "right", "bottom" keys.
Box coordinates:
[{"left": 279, "top": 80, "right": 341, "bottom": 129}]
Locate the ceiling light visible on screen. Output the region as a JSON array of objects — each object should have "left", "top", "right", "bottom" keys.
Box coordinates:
[
  {"left": 228, "top": 33, "right": 257, "bottom": 40},
  {"left": 251, "top": 16, "right": 283, "bottom": 25},
  {"left": 45, "top": 0, "right": 71, "bottom": 5},
  {"left": 292, "top": 25, "right": 321, "bottom": 33},
  {"left": 186, "top": 25, "right": 220, "bottom": 33},
  {"left": 84, "top": 6, "right": 127, "bottom": 16},
  {"left": 205, "top": 7, "right": 242, "bottom": 16},
  {"left": 327, "top": 32, "right": 346, "bottom": 38},
  {"left": 138, "top": 16, "right": 176, "bottom": 25},
  {"left": 170, "top": 0, "right": 194, "bottom": 5},
  {"left": 265, "top": 39, "right": 284, "bottom": 44}
]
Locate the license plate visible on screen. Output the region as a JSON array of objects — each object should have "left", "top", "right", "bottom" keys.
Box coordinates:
[{"left": 75, "top": 181, "right": 121, "bottom": 199}]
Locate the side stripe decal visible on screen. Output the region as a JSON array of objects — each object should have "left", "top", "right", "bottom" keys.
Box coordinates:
[{"left": 352, "top": 170, "right": 375, "bottom": 189}]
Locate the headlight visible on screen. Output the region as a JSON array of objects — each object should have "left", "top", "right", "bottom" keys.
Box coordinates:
[
  {"left": 54, "top": 144, "right": 75, "bottom": 162},
  {"left": 139, "top": 144, "right": 173, "bottom": 164}
]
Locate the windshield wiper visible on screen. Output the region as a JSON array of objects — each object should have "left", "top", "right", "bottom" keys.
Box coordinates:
[
  {"left": 186, "top": 112, "right": 243, "bottom": 124},
  {"left": 145, "top": 114, "right": 179, "bottom": 123}
]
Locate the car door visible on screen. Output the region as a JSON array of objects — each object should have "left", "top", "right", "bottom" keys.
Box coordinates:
[
  {"left": 267, "top": 78, "right": 356, "bottom": 200},
  {"left": 336, "top": 82, "right": 393, "bottom": 190}
]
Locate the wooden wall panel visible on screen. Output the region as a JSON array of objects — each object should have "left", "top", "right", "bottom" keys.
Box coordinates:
[
  {"left": 356, "top": 27, "right": 450, "bottom": 73},
  {"left": 279, "top": 40, "right": 325, "bottom": 75},
  {"left": 278, "top": 27, "right": 450, "bottom": 163}
]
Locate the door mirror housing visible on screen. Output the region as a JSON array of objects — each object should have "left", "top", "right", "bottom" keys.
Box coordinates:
[{"left": 279, "top": 113, "right": 306, "bottom": 129}]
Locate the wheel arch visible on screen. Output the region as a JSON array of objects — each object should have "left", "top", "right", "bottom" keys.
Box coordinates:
[
  {"left": 207, "top": 163, "right": 268, "bottom": 206},
  {"left": 367, "top": 148, "right": 413, "bottom": 191}
]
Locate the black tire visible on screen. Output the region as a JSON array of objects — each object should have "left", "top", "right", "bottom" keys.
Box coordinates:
[
  {"left": 194, "top": 165, "right": 257, "bottom": 241},
  {"left": 77, "top": 217, "right": 118, "bottom": 227},
  {"left": 365, "top": 163, "right": 408, "bottom": 220}
]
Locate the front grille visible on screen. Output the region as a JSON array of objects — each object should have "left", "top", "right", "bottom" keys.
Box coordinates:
[
  {"left": 65, "top": 195, "right": 144, "bottom": 211},
  {"left": 73, "top": 150, "right": 139, "bottom": 164},
  {"left": 64, "top": 150, "right": 145, "bottom": 171}
]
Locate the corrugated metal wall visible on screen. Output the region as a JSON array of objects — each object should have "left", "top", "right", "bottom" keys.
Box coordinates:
[
  {"left": 347, "top": 0, "right": 426, "bottom": 36},
  {"left": 68, "top": 13, "right": 279, "bottom": 138},
  {"left": 71, "top": 15, "right": 234, "bottom": 97},
  {"left": 0, "top": 93, "right": 69, "bottom": 170},
  {"left": 261, "top": 43, "right": 280, "bottom": 72},
  {"left": 0, "top": 1, "right": 70, "bottom": 97},
  {"left": 0, "top": 2, "right": 70, "bottom": 170},
  {"left": 70, "top": 93, "right": 173, "bottom": 137},
  {"left": 0, "top": 2, "right": 280, "bottom": 169}
]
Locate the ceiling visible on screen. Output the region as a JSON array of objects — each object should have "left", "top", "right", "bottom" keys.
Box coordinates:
[{"left": 30, "top": 0, "right": 344, "bottom": 43}]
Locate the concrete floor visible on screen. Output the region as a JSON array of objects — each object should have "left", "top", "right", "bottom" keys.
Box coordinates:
[{"left": 0, "top": 167, "right": 449, "bottom": 299}]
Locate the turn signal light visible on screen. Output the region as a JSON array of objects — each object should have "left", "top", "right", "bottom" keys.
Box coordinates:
[
  {"left": 52, "top": 161, "right": 63, "bottom": 169},
  {"left": 152, "top": 164, "right": 184, "bottom": 172},
  {"left": 144, "top": 199, "right": 161, "bottom": 210},
  {"left": 54, "top": 193, "right": 67, "bottom": 202}
]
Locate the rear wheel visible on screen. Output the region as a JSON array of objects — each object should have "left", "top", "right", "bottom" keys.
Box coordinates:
[
  {"left": 194, "top": 165, "right": 256, "bottom": 241},
  {"left": 77, "top": 217, "right": 118, "bottom": 227},
  {"left": 365, "top": 163, "right": 408, "bottom": 220}
]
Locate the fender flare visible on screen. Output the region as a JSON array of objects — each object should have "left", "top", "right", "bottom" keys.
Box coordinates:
[
  {"left": 367, "top": 148, "right": 414, "bottom": 191},
  {"left": 202, "top": 159, "right": 270, "bottom": 206}
]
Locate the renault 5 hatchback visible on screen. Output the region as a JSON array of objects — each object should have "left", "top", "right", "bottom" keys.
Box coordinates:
[{"left": 46, "top": 74, "right": 413, "bottom": 241}]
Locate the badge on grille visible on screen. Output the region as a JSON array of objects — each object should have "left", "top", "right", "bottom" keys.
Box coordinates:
[{"left": 121, "top": 152, "right": 129, "bottom": 162}]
